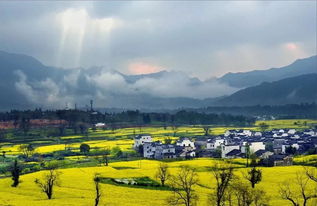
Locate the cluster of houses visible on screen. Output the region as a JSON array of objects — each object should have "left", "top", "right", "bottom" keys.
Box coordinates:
[
  {"left": 133, "top": 128, "right": 317, "bottom": 167},
  {"left": 133, "top": 134, "right": 196, "bottom": 159}
]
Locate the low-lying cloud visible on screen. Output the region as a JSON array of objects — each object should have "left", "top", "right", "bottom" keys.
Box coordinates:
[{"left": 14, "top": 68, "right": 238, "bottom": 108}]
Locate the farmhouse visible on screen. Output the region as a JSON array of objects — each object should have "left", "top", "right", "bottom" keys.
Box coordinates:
[
  {"left": 221, "top": 143, "right": 240, "bottom": 158},
  {"left": 260, "top": 155, "right": 293, "bottom": 167},
  {"left": 176, "top": 138, "right": 195, "bottom": 149},
  {"left": 206, "top": 137, "right": 225, "bottom": 150},
  {"left": 133, "top": 134, "right": 152, "bottom": 149}
]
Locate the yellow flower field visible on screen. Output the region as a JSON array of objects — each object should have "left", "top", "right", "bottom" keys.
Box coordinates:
[{"left": 0, "top": 159, "right": 315, "bottom": 206}]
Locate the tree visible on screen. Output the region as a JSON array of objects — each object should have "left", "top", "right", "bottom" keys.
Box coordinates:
[
  {"left": 111, "top": 146, "right": 122, "bottom": 158},
  {"left": 18, "top": 144, "right": 35, "bottom": 158},
  {"left": 285, "top": 146, "right": 297, "bottom": 155},
  {"left": 34, "top": 167, "right": 61, "bottom": 199},
  {"left": 94, "top": 173, "right": 102, "bottom": 206},
  {"left": 210, "top": 162, "right": 234, "bottom": 206},
  {"left": 102, "top": 148, "right": 110, "bottom": 166},
  {"left": 202, "top": 125, "right": 211, "bottom": 136},
  {"left": 142, "top": 114, "right": 151, "bottom": 124},
  {"left": 9, "top": 159, "right": 22, "bottom": 187},
  {"left": 164, "top": 137, "right": 173, "bottom": 144},
  {"left": 305, "top": 166, "right": 317, "bottom": 182},
  {"left": 167, "top": 166, "right": 198, "bottom": 206},
  {"left": 96, "top": 148, "right": 110, "bottom": 166},
  {"left": 231, "top": 179, "right": 269, "bottom": 206},
  {"left": 156, "top": 163, "right": 169, "bottom": 186},
  {"left": 245, "top": 143, "right": 250, "bottom": 167},
  {"left": 79, "top": 123, "right": 88, "bottom": 135},
  {"left": 279, "top": 172, "right": 317, "bottom": 206},
  {"left": 172, "top": 125, "right": 179, "bottom": 137},
  {"left": 2, "top": 151, "right": 6, "bottom": 158},
  {"left": 137, "top": 145, "right": 144, "bottom": 156},
  {"left": 80, "top": 143, "right": 90, "bottom": 154},
  {"left": 244, "top": 166, "right": 262, "bottom": 188},
  {"left": 258, "top": 123, "right": 269, "bottom": 132},
  {"left": 19, "top": 117, "right": 30, "bottom": 135}
]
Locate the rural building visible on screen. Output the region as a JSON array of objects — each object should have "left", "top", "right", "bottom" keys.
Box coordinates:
[{"left": 134, "top": 134, "right": 152, "bottom": 149}]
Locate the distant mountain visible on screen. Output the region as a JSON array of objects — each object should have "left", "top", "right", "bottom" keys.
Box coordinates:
[
  {"left": 215, "top": 74, "right": 317, "bottom": 106},
  {"left": 219, "top": 55, "right": 317, "bottom": 88},
  {"left": 0, "top": 50, "right": 316, "bottom": 110},
  {"left": 0, "top": 51, "right": 224, "bottom": 110}
]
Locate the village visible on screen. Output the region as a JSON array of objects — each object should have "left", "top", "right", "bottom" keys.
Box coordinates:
[{"left": 134, "top": 128, "right": 317, "bottom": 166}]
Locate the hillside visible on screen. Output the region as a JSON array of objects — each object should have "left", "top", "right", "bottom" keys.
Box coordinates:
[
  {"left": 219, "top": 55, "right": 317, "bottom": 88},
  {"left": 216, "top": 74, "right": 317, "bottom": 106}
]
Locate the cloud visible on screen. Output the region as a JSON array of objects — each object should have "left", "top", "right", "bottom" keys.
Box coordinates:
[
  {"left": 128, "top": 62, "right": 163, "bottom": 75},
  {"left": 14, "top": 66, "right": 238, "bottom": 109},
  {"left": 14, "top": 70, "right": 74, "bottom": 108},
  {"left": 0, "top": 1, "right": 315, "bottom": 79}
]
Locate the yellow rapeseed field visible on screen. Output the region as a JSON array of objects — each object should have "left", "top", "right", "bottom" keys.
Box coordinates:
[{"left": 0, "top": 159, "right": 314, "bottom": 206}]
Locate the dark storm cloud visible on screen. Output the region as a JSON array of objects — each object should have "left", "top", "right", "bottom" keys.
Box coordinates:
[{"left": 0, "top": 1, "right": 315, "bottom": 78}]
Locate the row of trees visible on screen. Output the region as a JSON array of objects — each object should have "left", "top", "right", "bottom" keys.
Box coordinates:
[
  {"left": 0, "top": 108, "right": 255, "bottom": 129},
  {"left": 199, "top": 103, "right": 317, "bottom": 119},
  {"left": 155, "top": 162, "right": 317, "bottom": 206},
  {"left": 8, "top": 159, "right": 104, "bottom": 205}
]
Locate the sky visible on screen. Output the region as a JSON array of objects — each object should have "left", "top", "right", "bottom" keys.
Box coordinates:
[{"left": 0, "top": 1, "right": 316, "bottom": 79}]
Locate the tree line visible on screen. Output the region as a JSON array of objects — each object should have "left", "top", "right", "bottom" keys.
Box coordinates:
[
  {"left": 193, "top": 103, "right": 317, "bottom": 119},
  {"left": 0, "top": 109, "right": 255, "bottom": 133}
]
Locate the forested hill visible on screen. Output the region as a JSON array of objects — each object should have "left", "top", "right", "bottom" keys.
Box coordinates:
[
  {"left": 215, "top": 74, "right": 317, "bottom": 106},
  {"left": 219, "top": 55, "right": 317, "bottom": 88}
]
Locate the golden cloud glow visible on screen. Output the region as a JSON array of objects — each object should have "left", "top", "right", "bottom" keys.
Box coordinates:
[{"left": 128, "top": 62, "right": 163, "bottom": 75}]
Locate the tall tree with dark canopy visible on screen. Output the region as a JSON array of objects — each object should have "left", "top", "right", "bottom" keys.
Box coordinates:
[
  {"left": 244, "top": 166, "right": 262, "bottom": 188},
  {"left": 10, "top": 159, "right": 22, "bottom": 187},
  {"left": 80, "top": 143, "right": 90, "bottom": 155}
]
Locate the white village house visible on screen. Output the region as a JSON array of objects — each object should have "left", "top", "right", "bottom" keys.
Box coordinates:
[
  {"left": 176, "top": 138, "right": 195, "bottom": 149},
  {"left": 241, "top": 141, "right": 266, "bottom": 153},
  {"left": 206, "top": 137, "right": 226, "bottom": 150},
  {"left": 133, "top": 134, "right": 152, "bottom": 149},
  {"left": 221, "top": 144, "right": 240, "bottom": 158}
]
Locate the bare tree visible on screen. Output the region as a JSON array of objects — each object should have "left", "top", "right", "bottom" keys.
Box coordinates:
[
  {"left": 231, "top": 179, "right": 269, "bottom": 206},
  {"left": 279, "top": 172, "right": 317, "bottom": 206},
  {"left": 34, "top": 167, "right": 61, "bottom": 199},
  {"left": 96, "top": 148, "right": 110, "bottom": 166},
  {"left": 156, "top": 163, "right": 169, "bottom": 186},
  {"left": 244, "top": 166, "right": 262, "bottom": 188},
  {"left": 305, "top": 166, "right": 317, "bottom": 182},
  {"left": 167, "top": 166, "right": 198, "bottom": 206},
  {"left": 94, "top": 173, "right": 102, "bottom": 206},
  {"left": 210, "top": 162, "right": 234, "bottom": 206}
]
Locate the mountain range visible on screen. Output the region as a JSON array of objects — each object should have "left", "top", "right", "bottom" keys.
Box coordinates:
[
  {"left": 0, "top": 50, "right": 316, "bottom": 110},
  {"left": 219, "top": 55, "right": 317, "bottom": 88}
]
